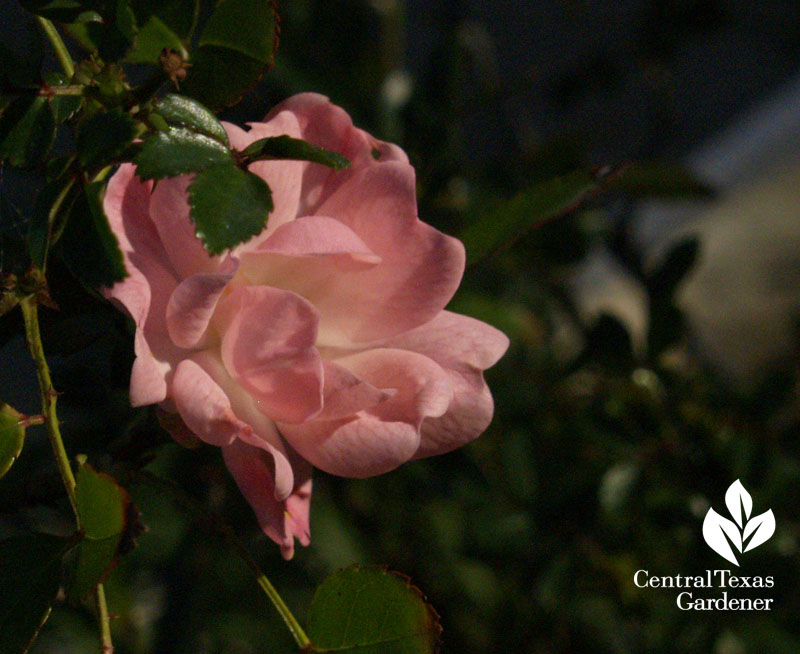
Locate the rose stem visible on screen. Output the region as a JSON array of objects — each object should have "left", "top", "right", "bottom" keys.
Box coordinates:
[
  {"left": 21, "top": 295, "right": 114, "bottom": 654},
  {"left": 35, "top": 17, "right": 75, "bottom": 79},
  {"left": 135, "top": 471, "right": 312, "bottom": 650}
]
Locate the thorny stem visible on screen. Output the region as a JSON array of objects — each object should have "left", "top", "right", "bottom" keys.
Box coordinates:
[
  {"left": 20, "top": 294, "right": 114, "bottom": 654},
  {"left": 35, "top": 17, "right": 75, "bottom": 79},
  {"left": 21, "top": 295, "right": 77, "bottom": 511},
  {"left": 95, "top": 585, "right": 114, "bottom": 654},
  {"left": 135, "top": 471, "right": 312, "bottom": 650}
]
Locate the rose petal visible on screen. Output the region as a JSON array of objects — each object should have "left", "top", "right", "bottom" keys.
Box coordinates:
[
  {"left": 264, "top": 94, "right": 408, "bottom": 214},
  {"left": 383, "top": 311, "right": 510, "bottom": 372},
  {"left": 216, "top": 286, "right": 324, "bottom": 423},
  {"left": 314, "top": 162, "right": 465, "bottom": 342},
  {"left": 223, "top": 439, "right": 312, "bottom": 560},
  {"left": 377, "top": 311, "right": 509, "bottom": 457},
  {"left": 166, "top": 257, "right": 238, "bottom": 349},
  {"left": 190, "top": 350, "right": 295, "bottom": 500},
  {"left": 103, "top": 164, "right": 180, "bottom": 405},
  {"left": 279, "top": 349, "right": 452, "bottom": 477},
  {"left": 317, "top": 360, "right": 393, "bottom": 421},
  {"left": 172, "top": 358, "right": 251, "bottom": 446}
]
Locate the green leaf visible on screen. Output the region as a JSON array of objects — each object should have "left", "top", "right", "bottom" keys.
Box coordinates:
[
  {"left": 64, "top": 6, "right": 135, "bottom": 62},
  {"left": 70, "top": 462, "right": 131, "bottom": 598},
  {"left": 188, "top": 164, "right": 272, "bottom": 255},
  {"left": 124, "top": 14, "right": 187, "bottom": 64},
  {"left": 198, "top": 0, "right": 276, "bottom": 62},
  {"left": 306, "top": 566, "right": 441, "bottom": 654},
  {"left": 0, "top": 402, "right": 26, "bottom": 479},
  {"left": 242, "top": 135, "right": 350, "bottom": 170},
  {"left": 115, "top": 0, "right": 138, "bottom": 44},
  {"left": 130, "top": 0, "right": 198, "bottom": 42},
  {"left": 181, "top": 46, "right": 266, "bottom": 111},
  {"left": 0, "top": 533, "right": 75, "bottom": 654},
  {"left": 18, "top": 0, "right": 86, "bottom": 23},
  {"left": 153, "top": 94, "right": 229, "bottom": 145},
  {"left": 124, "top": 0, "right": 199, "bottom": 63},
  {"left": 0, "top": 96, "right": 56, "bottom": 168},
  {"left": 608, "top": 162, "right": 715, "bottom": 199},
  {"left": 461, "top": 171, "right": 598, "bottom": 266},
  {"left": 181, "top": 0, "right": 277, "bottom": 109},
  {"left": 60, "top": 181, "right": 128, "bottom": 289},
  {"left": 133, "top": 127, "right": 234, "bottom": 180},
  {"left": 76, "top": 109, "right": 137, "bottom": 167}
]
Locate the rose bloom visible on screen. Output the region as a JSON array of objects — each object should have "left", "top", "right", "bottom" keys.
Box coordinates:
[{"left": 104, "top": 94, "right": 508, "bottom": 558}]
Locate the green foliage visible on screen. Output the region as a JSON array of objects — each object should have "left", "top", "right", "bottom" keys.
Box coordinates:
[
  {"left": 460, "top": 171, "right": 599, "bottom": 265},
  {"left": 133, "top": 127, "right": 234, "bottom": 180},
  {"left": 607, "top": 161, "right": 715, "bottom": 199},
  {"left": 188, "top": 164, "right": 273, "bottom": 255},
  {"left": 306, "top": 566, "right": 441, "bottom": 654},
  {"left": 153, "top": 94, "right": 229, "bottom": 145},
  {"left": 242, "top": 135, "right": 351, "bottom": 169},
  {"left": 126, "top": 0, "right": 198, "bottom": 64},
  {"left": 182, "top": 0, "right": 278, "bottom": 109},
  {"left": 59, "top": 181, "right": 128, "bottom": 288},
  {"left": 0, "top": 402, "right": 25, "bottom": 479},
  {"left": 18, "top": 0, "right": 86, "bottom": 24},
  {"left": 76, "top": 108, "right": 136, "bottom": 166},
  {"left": 70, "top": 462, "right": 132, "bottom": 598},
  {"left": 0, "top": 96, "right": 56, "bottom": 168},
  {"left": 0, "top": 533, "right": 75, "bottom": 654}
]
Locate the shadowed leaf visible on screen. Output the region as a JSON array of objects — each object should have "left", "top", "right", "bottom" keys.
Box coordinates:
[
  {"left": 0, "top": 402, "right": 25, "bottom": 479},
  {"left": 242, "top": 135, "right": 350, "bottom": 169},
  {"left": 60, "top": 181, "right": 127, "bottom": 289},
  {"left": 69, "top": 462, "right": 132, "bottom": 598},
  {"left": 461, "top": 171, "right": 598, "bottom": 266},
  {"left": 306, "top": 565, "right": 441, "bottom": 653}
]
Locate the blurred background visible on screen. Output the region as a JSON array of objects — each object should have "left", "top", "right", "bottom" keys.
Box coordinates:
[{"left": 3, "top": 0, "right": 800, "bottom": 652}]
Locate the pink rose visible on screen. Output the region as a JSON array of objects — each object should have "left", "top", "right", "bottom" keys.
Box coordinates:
[{"left": 104, "top": 93, "right": 508, "bottom": 558}]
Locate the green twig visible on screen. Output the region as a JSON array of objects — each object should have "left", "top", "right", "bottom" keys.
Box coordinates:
[
  {"left": 134, "top": 471, "right": 312, "bottom": 650},
  {"left": 35, "top": 17, "right": 75, "bottom": 79},
  {"left": 21, "top": 294, "right": 114, "bottom": 654},
  {"left": 94, "top": 584, "right": 114, "bottom": 654},
  {"left": 20, "top": 295, "right": 77, "bottom": 512}
]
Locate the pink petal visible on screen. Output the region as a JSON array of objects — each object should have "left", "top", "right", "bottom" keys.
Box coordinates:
[
  {"left": 189, "top": 351, "right": 295, "bottom": 500},
  {"left": 313, "top": 162, "right": 466, "bottom": 342},
  {"left": 223, "top": 439, "right": 312, "bottom": 560},
  {"left": 149, "top": 175, "right": 221, "bottom": 278},
  {"left": 317, "top": 361, "right": 393, "bottom": 421},
  {"left": 103, "top": 164, "right": 181, "bottom": 406},
  {"left": 264, "top": 94, "right": 408, "bottom": 214},
  {"left": 238, "top": 217, "right": 381, "bottom": 323},
  {"left": 379, "top": 311, "right": 509, "bottom": 457},
  {"left": 171, "top": 359, "right": 245, "bottom": 446},
  {"left": 166, "top": 257, "right": 238, "bottom": 349},
  {"left": 415, "top": 371, "right": 495, "bottom": 458},
  {"left": 384, "top": 311, "right": 509, "bottom": 372},
  {"left": 279, "top": 349, "right": 452, "bottom": 477},
  {"left": 216, "top": 286, "right": 324, "bottom": 423}
]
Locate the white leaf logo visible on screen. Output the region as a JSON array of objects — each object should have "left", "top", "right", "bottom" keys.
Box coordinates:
[{"left": 702, "top": 480, "right": 775, "bottom": 565}]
